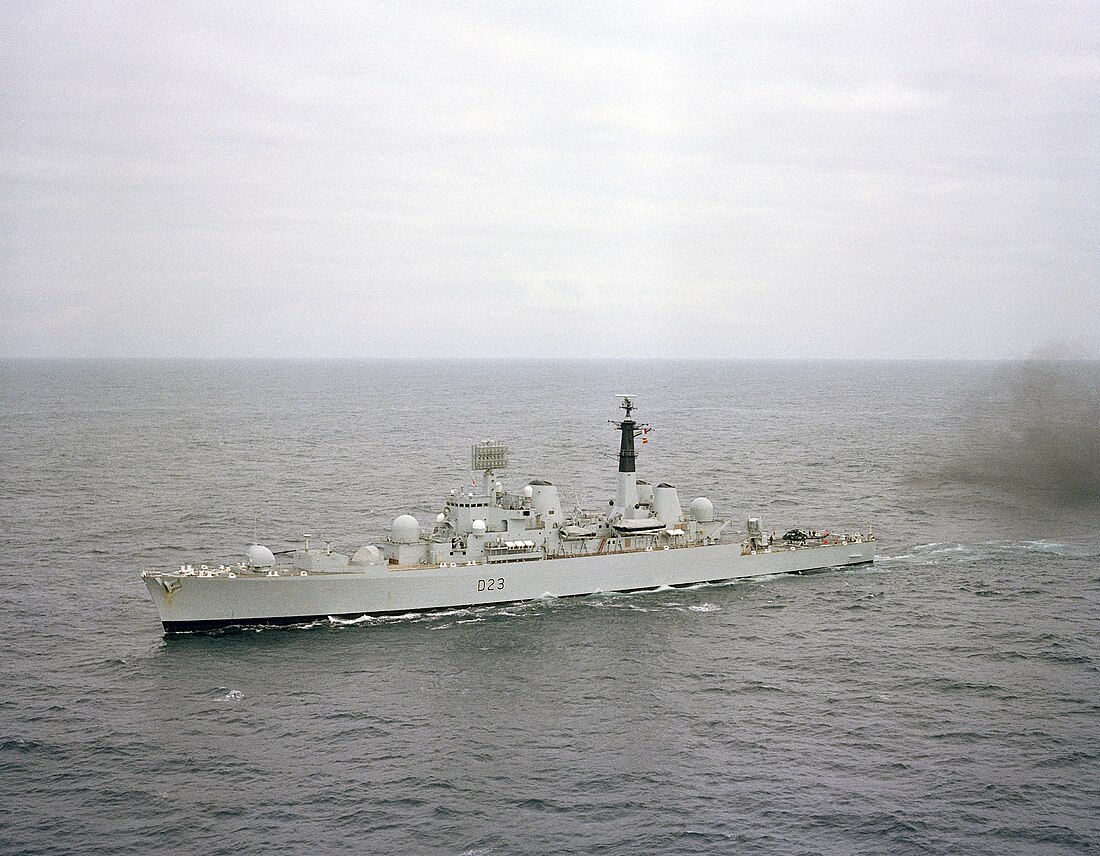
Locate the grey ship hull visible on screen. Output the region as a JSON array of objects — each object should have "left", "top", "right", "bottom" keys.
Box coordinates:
[{"left": 144, "top": 538, "right": 875, "bottom": 633}]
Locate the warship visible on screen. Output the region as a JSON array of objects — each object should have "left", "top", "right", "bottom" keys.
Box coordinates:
[{"left": 142, "top": 398, "right": 875, "bottom": 632}]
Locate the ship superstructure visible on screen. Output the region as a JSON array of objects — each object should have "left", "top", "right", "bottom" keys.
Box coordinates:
[{"left": 386, "top": 398, "right": 724, "bottom": 568}]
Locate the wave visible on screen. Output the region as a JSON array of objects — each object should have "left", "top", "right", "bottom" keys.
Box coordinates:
[{"left": 878, "top": 538, "right": 1083, "bottom": 566}]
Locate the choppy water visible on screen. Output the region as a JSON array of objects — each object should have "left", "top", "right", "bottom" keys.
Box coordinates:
[{"left": 1, "top": 359, "right": 1098, "bottom": 855}]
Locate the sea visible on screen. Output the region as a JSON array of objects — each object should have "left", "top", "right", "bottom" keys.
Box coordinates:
[{"left": 1, "top": 358, "right": 1097, "bottom": 855}]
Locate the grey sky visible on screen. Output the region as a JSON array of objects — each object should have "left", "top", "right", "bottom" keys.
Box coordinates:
[{"left": 3, "top": 2, "right": 1098, "bottom": 358}]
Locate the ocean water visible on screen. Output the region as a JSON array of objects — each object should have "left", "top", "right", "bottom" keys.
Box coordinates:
[{"left": 1, "top": 358, "right": 1098, "bottom": 855}]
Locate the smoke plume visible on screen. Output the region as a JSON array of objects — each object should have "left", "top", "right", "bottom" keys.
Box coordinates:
[{"left": 947, "top": 358, "right": 1100, "bottom": 505}]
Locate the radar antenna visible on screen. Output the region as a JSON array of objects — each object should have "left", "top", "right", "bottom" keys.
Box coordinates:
[{"left": 471, "top": 440, "right": 508, "bottom": 472}]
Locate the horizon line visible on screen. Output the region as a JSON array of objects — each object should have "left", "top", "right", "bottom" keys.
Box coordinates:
[{"left": 2, "top": 355, "right": 1097, "bottom": 363}]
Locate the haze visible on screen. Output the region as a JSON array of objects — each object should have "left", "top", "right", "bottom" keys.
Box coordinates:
[{"left": 3, "top": 3, "right": 1098, "bottom": 359}]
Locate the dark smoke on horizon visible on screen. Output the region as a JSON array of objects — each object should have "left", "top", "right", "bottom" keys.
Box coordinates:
[{"left": 945, "top": 359, "right": 1100, "bottom": 506}]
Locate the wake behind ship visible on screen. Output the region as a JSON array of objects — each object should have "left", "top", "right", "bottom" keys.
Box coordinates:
[{"left": 142, "top": 397, "right": 875, "bottom": 632}]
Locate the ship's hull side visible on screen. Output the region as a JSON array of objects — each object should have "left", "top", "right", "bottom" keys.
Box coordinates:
[{"left": 147, "top": 539, "right": 875, "bottom": 633}]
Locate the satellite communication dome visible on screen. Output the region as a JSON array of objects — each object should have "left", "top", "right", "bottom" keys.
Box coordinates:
[
  {"left": 689, "top": 497, "right": 715, "bottom": 523},
  {"left": 391, "top": 514, "right": 420, "bottom": 544},
  {"left": 472, "top": 519, "right": 487, "bottom": 534}
]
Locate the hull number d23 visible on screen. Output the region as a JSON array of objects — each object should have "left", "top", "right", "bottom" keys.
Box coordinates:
[{"left": 477, "top": 578, "right": 505, "bottom": 592}]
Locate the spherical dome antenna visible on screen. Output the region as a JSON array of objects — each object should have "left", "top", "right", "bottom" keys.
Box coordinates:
[
  {"left": 689, "top": 497, "right": 715, "bottom": 523},
  {"left": 391, "top": 514, "right": 420, "bottom": 544}
]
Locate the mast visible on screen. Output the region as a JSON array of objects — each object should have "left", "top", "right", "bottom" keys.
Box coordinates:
[
  {"left": 610, "top": 396, "right": 648, "bottom": 520},
  {"left": 617, "top": 396, "right": 638, "bottom": 473}
]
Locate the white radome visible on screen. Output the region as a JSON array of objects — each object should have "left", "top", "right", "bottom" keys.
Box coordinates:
[
  {"left": 689, "top": 497, "right": 715, "bottom": 523},
  {"left": 390, "top": 514, "right": 419, "bottom": 544}
]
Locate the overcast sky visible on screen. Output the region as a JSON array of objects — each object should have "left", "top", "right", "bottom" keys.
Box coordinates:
[{"left": 2, "top": 2, "right": 1097, "bottom": 359}]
